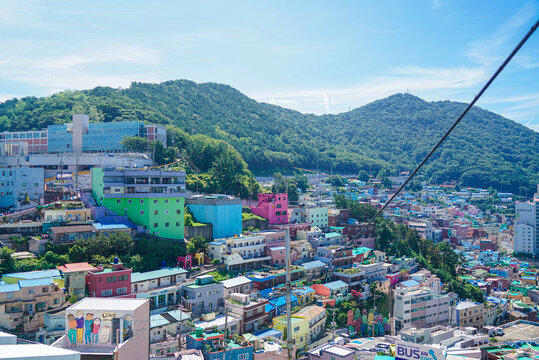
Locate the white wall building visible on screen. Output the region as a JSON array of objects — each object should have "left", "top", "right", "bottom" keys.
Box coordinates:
[{"left": 514, "top": 201, "right": 537, "bottom": 255}]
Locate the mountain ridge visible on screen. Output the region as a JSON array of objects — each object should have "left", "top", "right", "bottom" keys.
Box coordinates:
[{"left": 0, "top": 80, "right": 537, "bottom": 192}]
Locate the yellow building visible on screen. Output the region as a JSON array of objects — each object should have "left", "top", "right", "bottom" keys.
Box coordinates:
[{"left": 273, "top": 315, "right": 309, "bottom": 351}]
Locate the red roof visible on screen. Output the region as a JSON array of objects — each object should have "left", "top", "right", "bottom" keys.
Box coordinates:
[{"left": 57, "top": 262, "right": 97, "bottom": 273}]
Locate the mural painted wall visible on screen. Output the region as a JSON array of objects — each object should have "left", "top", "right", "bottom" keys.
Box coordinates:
[
  {"left": 347, "top": 309, "right": 390, "bottom": 336},
  {"left": 66, "top": 310, "right": 134, "bottom": 346}
]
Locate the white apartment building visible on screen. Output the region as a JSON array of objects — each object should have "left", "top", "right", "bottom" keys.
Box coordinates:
[
  {"left": 208, "top": 235, "right": 271, "bottom": 271},
  {"left": 394, "top": 286, "right": 453, "bottom": 332},
  {"left": 514, "top": 201, "right": 537, "bottom": 255},
  {"left": 306, "top": 207, "right": 329, "bottom": 228}
]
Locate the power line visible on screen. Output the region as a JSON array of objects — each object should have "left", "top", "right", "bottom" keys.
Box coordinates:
[{"left": 327, "top": 18, "right": 539, "bottom": 267}]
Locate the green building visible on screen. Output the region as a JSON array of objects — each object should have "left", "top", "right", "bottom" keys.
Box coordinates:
[{"left": 92, "top": 168, "right": 186, "bottom": 240}]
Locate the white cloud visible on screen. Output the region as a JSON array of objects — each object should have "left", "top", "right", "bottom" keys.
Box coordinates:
[{"left": 432, "top": 0, "right": 449, "bottom": 10}]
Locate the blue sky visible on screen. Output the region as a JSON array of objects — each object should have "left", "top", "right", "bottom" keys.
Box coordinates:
[{"left": 1, "top": 1, "right": 538, "bottom": 130}]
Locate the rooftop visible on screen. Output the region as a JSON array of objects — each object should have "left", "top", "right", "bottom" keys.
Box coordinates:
[
  {"left": 299, "top": 260, "right": 326, "bottom": 270},
  {"left": 68, "top": 297, "right": 148, "bottom": 311},
  {"left": 50, "top": 225, "right": 96, "bottom": 234},
  {"left": 92, "top": 223, "right": 130, "bottom": 230},
  {"left": 324, "top": 280, "right": 348, "bottom": 290},
  {"left": 131, "top": 267, "right": 187, "bottom": 283},
  {"left": 2, "top": 269, "right": 61, "bottom": 280},
  {"left": 0, "top": 344, "right": 81, "bottom": 358},
  {"left": 221, "top": 276, "right": 252, "bottom": 289},
  {"left": 57, "top": 262, "right": 97, "bottom": 273}
]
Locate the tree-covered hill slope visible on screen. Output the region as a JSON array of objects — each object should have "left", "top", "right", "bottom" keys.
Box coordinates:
[{"left": 0, "top": 80, "right": 536, "bottom": 192}]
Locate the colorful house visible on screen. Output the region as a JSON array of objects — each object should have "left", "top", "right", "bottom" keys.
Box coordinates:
[
  {"left": 87, "top": 258, "right": 132, "bottom": 298},
  {"left": 186, "top": 195, "right": 242, "bottom": 239},
  {"left": 91, "top": 168, "right": 186, "bottom": 240},
  {"left": 57, "top": 262, "right": 97, "bottom": 299},
  {"left": 273, "top": 315, "right": 309, "bottom": 351},
  {"left": 250, "top": 193, "right": 288, "bottom": 225},
  {"left": 186, "top": 328, "right": 254, "bottom": 360}
]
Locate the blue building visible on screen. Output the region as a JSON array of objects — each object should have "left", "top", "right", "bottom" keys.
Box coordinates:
[
  {"left": 186, "top": 195, "right": 242, "bottom": 239},
  {"left": 46, "top": 114, "right": 167, "bottom": 153},
  {"left": 0, "top": 167, "right": 44, "bottom": 210},
  {"left": 186, "top": 328, "right": 254, "bottom": 360}
]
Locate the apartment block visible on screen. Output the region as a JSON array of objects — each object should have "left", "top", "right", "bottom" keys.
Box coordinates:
[
  {"left": 226, "top": 293, "right": 268, "bottom": 334},
  {"left": 0, "top": 166, "right": 44, "bottom": 210},
  {"left": 294, "top": 305, "right": 326, "bottom": 344},
  {"left": 91, "top": 168, "right": 186, "bottom": 240},
  {"left": 131, "top": 267, "right": 188, "bottom": 310},
  {"left": 208, "top": 235, "right": 271, "bottom": 271},
  {"left": 250, "top": 193, "right": 288, "bottom": 225},
  {"left": 455, "top": 301, "right": 485, "bottom": 329},
  {"left": 186, "top": 195, "right": 242, "bottom": 238},
  {"left": 394, "top": 285, "right": 453, "bottom": 332},
  {"left": 180, "top": 275, "right": 224, "bottom": 316},
  {"left": 87, "top": 259, "right": 132, "bottom": 298},
  {"left": 57, "top": 262, "right": 97, "bottom": 299},
  {"left": 0, "top": 278, "right": 66, "bottom": 333}
]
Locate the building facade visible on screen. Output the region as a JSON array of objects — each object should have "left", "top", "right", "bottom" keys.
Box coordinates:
[
  {"left": 0, "top": 167, "right": 44, "bottom": 210},
  {"left": 514, "top": 201, "right": 537, "bottom": 255},
  {"left": 250, "top": 193, "right": 288, "bottom": 225},
  {"left": 186, "top": 195, "right": 242, "bottom": 239},
  {"left": 180, "top": 275, "right": 224, "bottom": 316},
  {"left": 57, "top": 262, "right": 97, "bottom": 299},
  {"left": 91, "top": 168, "right": 186, "bottom": 239},
  {"left": 87, "top": 259, "right": 132, "bottom": 298},
  {"left": 394, "top": 286, "right": 453, "bottom": 331}
]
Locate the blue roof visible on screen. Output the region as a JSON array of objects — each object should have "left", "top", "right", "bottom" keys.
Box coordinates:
[
  {"left": 401, "top": 280, "right": 421, "bottom": 288},
  {"left": 265, "top": 295, "right": 298, "bottom": 312},
  {"left": 253, "top": 328, "right": 282, "bottom": 339},
  {"left": 293, "top": 286, "right": 315, "bottom": 295},
  {"left": 209, "top": 241, "right": 225, "bottom": 245},
  {"left": 92, "top": 223, "right": 130, "bottom": 230},
  {"left": 324, "top": 280, "right": 348, "bottom": 290},
  {"left": 324, "top": 232, "right": 342, "bottom": 238},
  {"left": 19, "top": 278, "right": 53, "bottom": 288},
  {"left": 299, "top": 260, "right": 326, "bottom": 270},
  {"left": 2, "top": 269, "right": 60, "bottom": 280},
  {"left": 269, "top": 246, "right": 286, "bottom": 251},
  {"left": 259, "top": 288, "right": 274, "bottom": 298},
  {"left": 0, "top": 283, "right": 21, "bottom": 293},
  {"left": 131, "top": 267, "right": 188, "bottom": 283}
]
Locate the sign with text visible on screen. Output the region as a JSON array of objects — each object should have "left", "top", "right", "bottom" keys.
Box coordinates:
[{"left": 395, "top": 341, "right": 445, "bottom": 360}]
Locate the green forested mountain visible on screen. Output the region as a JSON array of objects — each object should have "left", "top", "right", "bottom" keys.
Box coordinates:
[{"left": 0, "top": 80, "right": 537, "bottom": 192}]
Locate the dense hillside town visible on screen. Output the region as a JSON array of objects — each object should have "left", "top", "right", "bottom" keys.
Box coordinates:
[{"left": 0, "top": 114, "right": 538, "bottom": 360}]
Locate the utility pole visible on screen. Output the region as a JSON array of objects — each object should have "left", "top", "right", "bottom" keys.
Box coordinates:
[
  {"left": 285, "top": 229, "right": 293, "bottom": 360},
  {"left": 222, "top": 307, "right": 228, "bottom": 360},
  {"left": 332, "top": 300, "right": 336, "bottom": 340}
]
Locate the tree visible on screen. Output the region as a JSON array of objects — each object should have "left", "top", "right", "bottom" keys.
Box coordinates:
[
  {"left": 68, "top": 245, "right": 86, "bottom": 263},
  {"left": 186, "top": 235, "right": 209, "bottom": 254},
  {"left": 358, "top": 170, "right": 369, "bottom": 183},
  {"left": 0, "top": 247, "right": 15, "bottom": 275},
  {"left": 121, "top": 136, "right": 148, "bottom": 151},
  {"left": 212, "top": 258, "right": 220, "bottom": 265},
  {"left": 326, "top": 175, "right": 344, "bottom": 187}
]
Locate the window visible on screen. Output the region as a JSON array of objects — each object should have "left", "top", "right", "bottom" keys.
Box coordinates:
[
  {"left": 176, "top": 199, "right": 180, "bottom": 203},
  {"left": 117, "top": 287, "right": 127, "bottom": 294},
  {"left": 106, "top": 276, "right": 117, "bottom": 283},
  {"left": 117, "top": 199, "right": 121, "bottom": 204},
  {"left": 6, "top": 292, "right": 13, "bottom": 299},
  {"left": 54, "top": 298, "right": 59, "bottom": 304},
  {"left": 29, "top": 289, "right": 34, "bottom": 294},
  {"left": 119, "top": 275, "right": 129, "bottom": 281},
  {"left": 102, "top": 289, "right": 113, "bottom": 296},
  {"left": 140, "top": 210, "right": 144, "bottom": 215},
  {"left": 177, "top": 209, "right": 181, "bottom": 214},
  {"left": 154, "top": 210, "right": 158, "bottom": 215},
  {"left": 238, "top": 354, "right": 249, "bottom": 360},
  {"left": 154, "top": 199, "right": 158, "bottom": 204},
  {"left": 154, "top": 223, "right": 158, "bottom": 228},
  {"left": 165, "top": 222, "right": 169, "bottom": 227},
  {"left": 176, "top": 222, "right": 180, "bottom": 227},
  {"left": 294, "top": 327, "right": 299, "bottom": 332},
  {"left": 42, "top": 287, "right": 49, "bottom": 293},
  {"left": 128, "top": 199, "right": 132, "bottom": 204},
  {"left": 165, "top": 199, "right": 168, "bottom": 203},
  {"left": 140, "top": 200, "right": 144, "bottom": 204},
  {"left": 165, "top": 210, "right": 169, "bottom": 214}
]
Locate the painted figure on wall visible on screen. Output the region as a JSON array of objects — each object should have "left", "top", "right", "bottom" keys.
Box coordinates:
[
  {"left": 123, "top": 314, "right": 133, "bottom": 340},
  {"left": 67, "top": 314, "right": 77, "bottom": 345},
  {"left": 99, "top": 324, "right": 111, "bottom": 343},
  {"left": 75, "top": 310, "right": 84, "bottom": 343},
  {"left": 91, "top": 318, "right": 101, "bottom": 344},
  {"left": 84, "top": 313, "right": 94, "bottom": 344}
]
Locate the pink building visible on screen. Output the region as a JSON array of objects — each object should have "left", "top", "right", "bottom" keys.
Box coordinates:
[
  {"left": 250, "top": 193, "right": 288, "bottom": 225},
  {"left": 87, "top": 258, "right": 132, "bottom": 298},
  {"left": 267, "top": 246, "right": 296, "bottom": 267},
  {"left": 259, "top": 230, "right": 286, "bottom": 249}
]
